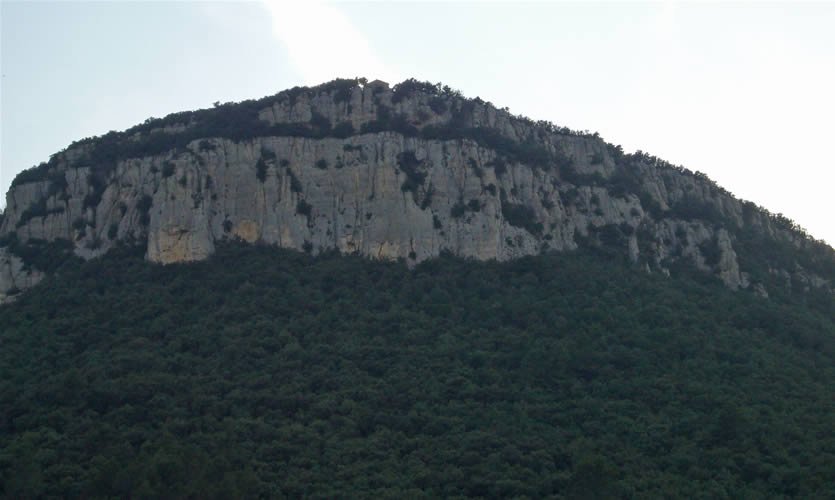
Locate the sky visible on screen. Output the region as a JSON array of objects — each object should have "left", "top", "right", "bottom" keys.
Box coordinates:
[{"left": 1, "top": 1, "right": 833, "bottom": 245}]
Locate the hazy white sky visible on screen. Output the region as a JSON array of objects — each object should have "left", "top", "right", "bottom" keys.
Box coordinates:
[{"left": 2, "top": 1, "right": 833, "bottom": 244}]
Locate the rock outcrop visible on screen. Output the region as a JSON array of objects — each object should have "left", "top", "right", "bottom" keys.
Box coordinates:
[
  {"left": 1, "top": 78, "right": 832, "bottom": 302},
  {"left": 0, "top": 248, "right": 44, "bottom": 303}
]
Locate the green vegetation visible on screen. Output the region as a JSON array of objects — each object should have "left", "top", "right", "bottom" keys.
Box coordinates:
[
  {"left": 137, "top": 195, "right": 153, "bottom": 227},
  {"left": 360, "top": 106, "right": 419, "bottom": 136},
  {"left": 1, "top": 237, "right": 77, "bottom": 273},
  {"left": 13, "top": 168, "right": 74, "bottom": 226},
  {"left": 668, "top": 198, "right": 726, "bottom": 223},
  {"left": 16, "top": 197, "right": 64, "bottom": 228},
  {"left": 699, "top": 237, "right": 722, "bottom": 267},
  {"left": 46, "top": 171, "right": 69, "bottom": 198},
  {"left": 501, "top": 191, "right": 543, "bottom": 236},
  {"left": 397, "top": 151, "right": 426, "bottom": 193},
  {"left": 587, "top": 223, "right": 630, "bottom": 249},
  {"left": 734, "top": 224, "right": 835, "bottom": 298},
  {"left": 432, "top": 214, "right": 443, "bottom": 229},
  {"left": 606, "top": 166, "right": 643, "bottom": 199},
  {"left": 255, "top": 158, "right": 268, "bottom": 183},
  {"left": 198, "top": 139, "right": 217, "bottom": 152},
  {"left": 296, "top": 200, "right": 312, "bottom": 217},
  {"left": 261, "top": 148, "right": 277, "bottom": 162},
  {"left": 419, "top": 184, "right": 435, "bottom": 210},
  {"left": 161, "top": 162, "right": 176, "bottom": 178},
  {"left": 333, "top": 121, "right": 355, "bottom": 138},
  {"left": 450, "top": 201, "right": 467, "bottom": 219},
  {"left": 559, "top": 164, "right": 606, "bottom": 186},
  {"left": 310, "top": 112, "right": 331, "bottom": 135},
  {"left": 8, "top": 80, "right": 367, "bottom": 190},
  {"left": 428, "top": 96, "right": 447, "bottom": 114},
  {"left": 287, "top": 169, "right": 303, "bottom": 194},
  {"left": 488, "top": 157, "right": 508, "bottom": 176},
  {"left": 422, "top": 125, "right": 562, "bottom": 171},
  {"left": 2, "top": 77, "right": 573, "bottom": 192},
  {"left": 319, "top": 78, "right": 364, "bottom": 104},
  {"left": 392, "top": 79, "right": 457, "bottom": 103},
  {"left": 6, "top": 76, "right": 830, "bottom": 293},
  {"left": 0, "top": 243, "right": 833, "bottom": 497}
]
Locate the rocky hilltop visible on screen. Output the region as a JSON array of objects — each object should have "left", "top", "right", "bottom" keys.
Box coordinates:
[{"left": 1, "top": 78, "right": 833, "bottom": 302}]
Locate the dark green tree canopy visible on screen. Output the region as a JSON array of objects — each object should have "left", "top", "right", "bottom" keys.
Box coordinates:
[{"left": 1, "top": 243, "right": 833, "bottom": 497}]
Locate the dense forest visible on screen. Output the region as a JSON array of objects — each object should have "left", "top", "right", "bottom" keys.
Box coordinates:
[{"left": 1, "top": 242, "right": 833, "bottom": 498}]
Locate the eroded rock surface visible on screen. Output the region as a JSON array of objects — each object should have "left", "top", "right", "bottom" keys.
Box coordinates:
[
  {"left": 0, "top": 248, "right": 44, "bottom": 304},
  {"left": 1, "top": 79, "right": 832, "bottom": 298}
]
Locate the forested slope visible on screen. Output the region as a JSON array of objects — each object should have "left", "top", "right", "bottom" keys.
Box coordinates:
[{"left": 1, "top": 243, "right": 833, "bottom": 498}]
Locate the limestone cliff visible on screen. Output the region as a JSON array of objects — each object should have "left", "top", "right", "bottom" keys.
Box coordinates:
[{"left": 1, "top": 78, "right": 833, "bottom": 302}]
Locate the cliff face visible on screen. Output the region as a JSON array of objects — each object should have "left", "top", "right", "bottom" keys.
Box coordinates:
[{"left": 1, "top": 79, "right": 832, "bottom": 302}]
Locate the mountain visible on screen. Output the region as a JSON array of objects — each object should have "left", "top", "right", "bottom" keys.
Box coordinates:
[
  {"left": 1, "top": 78, "right": 833, "bottom": 303},
  {"left": 1, "top": 79, "right": 834, "bottom": 497}
]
